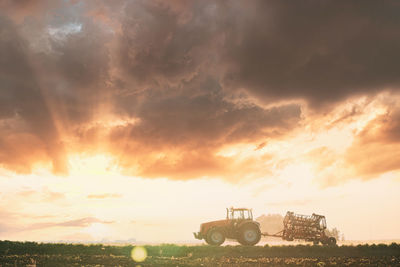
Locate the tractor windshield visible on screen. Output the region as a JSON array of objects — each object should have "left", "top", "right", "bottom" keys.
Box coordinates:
[
  {"left": 227, "top": 209, "right": 253, "bottom": 220},
  {"left": 319, "top": 217, "right": 327, "bottom": 230}
]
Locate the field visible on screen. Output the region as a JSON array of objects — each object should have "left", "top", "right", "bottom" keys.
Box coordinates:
[{"left": 0, "top": 241, "right": 399, "bottom": 266}]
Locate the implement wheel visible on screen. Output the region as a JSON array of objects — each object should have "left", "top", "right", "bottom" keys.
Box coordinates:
[{"left": 328, "top": 237, "right": 337, "bottom": 246}]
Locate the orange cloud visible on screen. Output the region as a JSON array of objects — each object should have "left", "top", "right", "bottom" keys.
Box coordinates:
[
  {"left": 87, "top": 193, "right": 122, "bottom": 199},
  {"left": 345, "top": 108, "right": 400, "bottom": 177},
  {"left": 25, "top": 217, "right": 114, "bottom": 231}
]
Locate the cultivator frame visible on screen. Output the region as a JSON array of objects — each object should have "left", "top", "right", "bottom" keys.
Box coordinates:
[{"left": 262, "top": 211, "right": 336, "bottom": 246}]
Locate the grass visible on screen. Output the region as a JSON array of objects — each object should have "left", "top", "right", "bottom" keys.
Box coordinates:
[
  {"left": 0, "top": 240, "right": 399, "bottom": 258},
  {"left": 1, "top": 241, "right": 399, "bottom": 266}
]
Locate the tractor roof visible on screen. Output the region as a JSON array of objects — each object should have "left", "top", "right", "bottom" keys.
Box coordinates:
[{"left": 229, "top": 207, "right": 251, "bottom": 211}]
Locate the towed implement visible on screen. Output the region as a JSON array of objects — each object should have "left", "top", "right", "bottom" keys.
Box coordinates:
[
  {"left": 194, "top": 208, "right": 336, "bottom": 246},
  {"left": 263, "top": 211, "right": 337, "bottom": 246}
]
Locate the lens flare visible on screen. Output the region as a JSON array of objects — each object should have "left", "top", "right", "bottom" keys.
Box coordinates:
[{"left": 131, "top": 246, "right": 147, "bottom": 262}]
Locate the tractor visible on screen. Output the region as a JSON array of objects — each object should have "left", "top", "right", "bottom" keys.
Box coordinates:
[
  {"left": 193, "top": 207, "right": 261, "bottom": 246},
  {"left": 194, "top": 208, "right": 337, "bottom": 246}
]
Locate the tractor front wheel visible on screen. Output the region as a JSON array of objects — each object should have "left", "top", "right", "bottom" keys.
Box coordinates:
[
  {"left": 238, "top": 224, "right": 261, "bottom": 246},
  {"left": 206, "top": 228, "right": 225, "bottom": 246}
]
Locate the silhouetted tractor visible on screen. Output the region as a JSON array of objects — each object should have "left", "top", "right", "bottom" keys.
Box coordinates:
[
  {"left": 194, "top": 208, "right": 337, "bottom": 246},
  {"left": 193, "top": 207, "right": 261, "bottom": 246}
]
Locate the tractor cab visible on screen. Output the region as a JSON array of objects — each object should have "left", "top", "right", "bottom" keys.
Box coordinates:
[{"left": 226, "top": 207, "right": 253, "bottom": 221}]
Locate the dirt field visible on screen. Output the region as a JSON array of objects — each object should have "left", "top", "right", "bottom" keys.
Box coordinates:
[{"left": 0, "top": 241, "right": 399, "bottom": 266}]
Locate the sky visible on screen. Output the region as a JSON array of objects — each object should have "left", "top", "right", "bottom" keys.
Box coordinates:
[{"left": 0, "top": 0, "right": 400, "bottom": 243}]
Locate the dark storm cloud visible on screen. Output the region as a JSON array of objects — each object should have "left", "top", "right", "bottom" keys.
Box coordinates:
[
  {"left": 114, "top": 77, "right": 300, "bottom": 148},
  {"left": 220, "top": 0, "right": 400, "bottom": 106},
  {"left": 104, "top": 0, "right": 302, "bottom": 179},
  {"left": 1, "top": 0, "right": 400, "bottom": 180},
  {"left": 115, "top": 0, "right": 400, "bottom": 106},
  {"left": 34, "top": 19, "right": 112, "bottom": 124},
  {"left": 108, "top": 75, "right": 300, "bottom": 179},
  {"left": 0, "top": 0, "right": 63, "bottom": 23},
  {"left": 118, "top": 0, "right": 220, "bottom": 86},
  {"left": 0, "top": 0, "right": 130, "bottom": 175},
  {"left": 0, "top": 3, "right": 112, "bottom": 173},
  {"left": 0, "top": 16, "right": 66, "bottom": 173},
  {"left": 109, "top": 0, "right": 400, "bottom": 179}
]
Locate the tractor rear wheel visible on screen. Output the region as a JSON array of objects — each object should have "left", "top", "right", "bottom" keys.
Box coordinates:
[
  {"left": 237, "top": 224, "right": 261, "bottom": 246},
  {"left": 206, "top": 228, "right": 225, "bottom": 246}
]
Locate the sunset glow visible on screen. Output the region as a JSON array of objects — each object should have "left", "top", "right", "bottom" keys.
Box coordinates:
[{"left": 1, "top": 0, "right": 400, "bottom": 245}]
